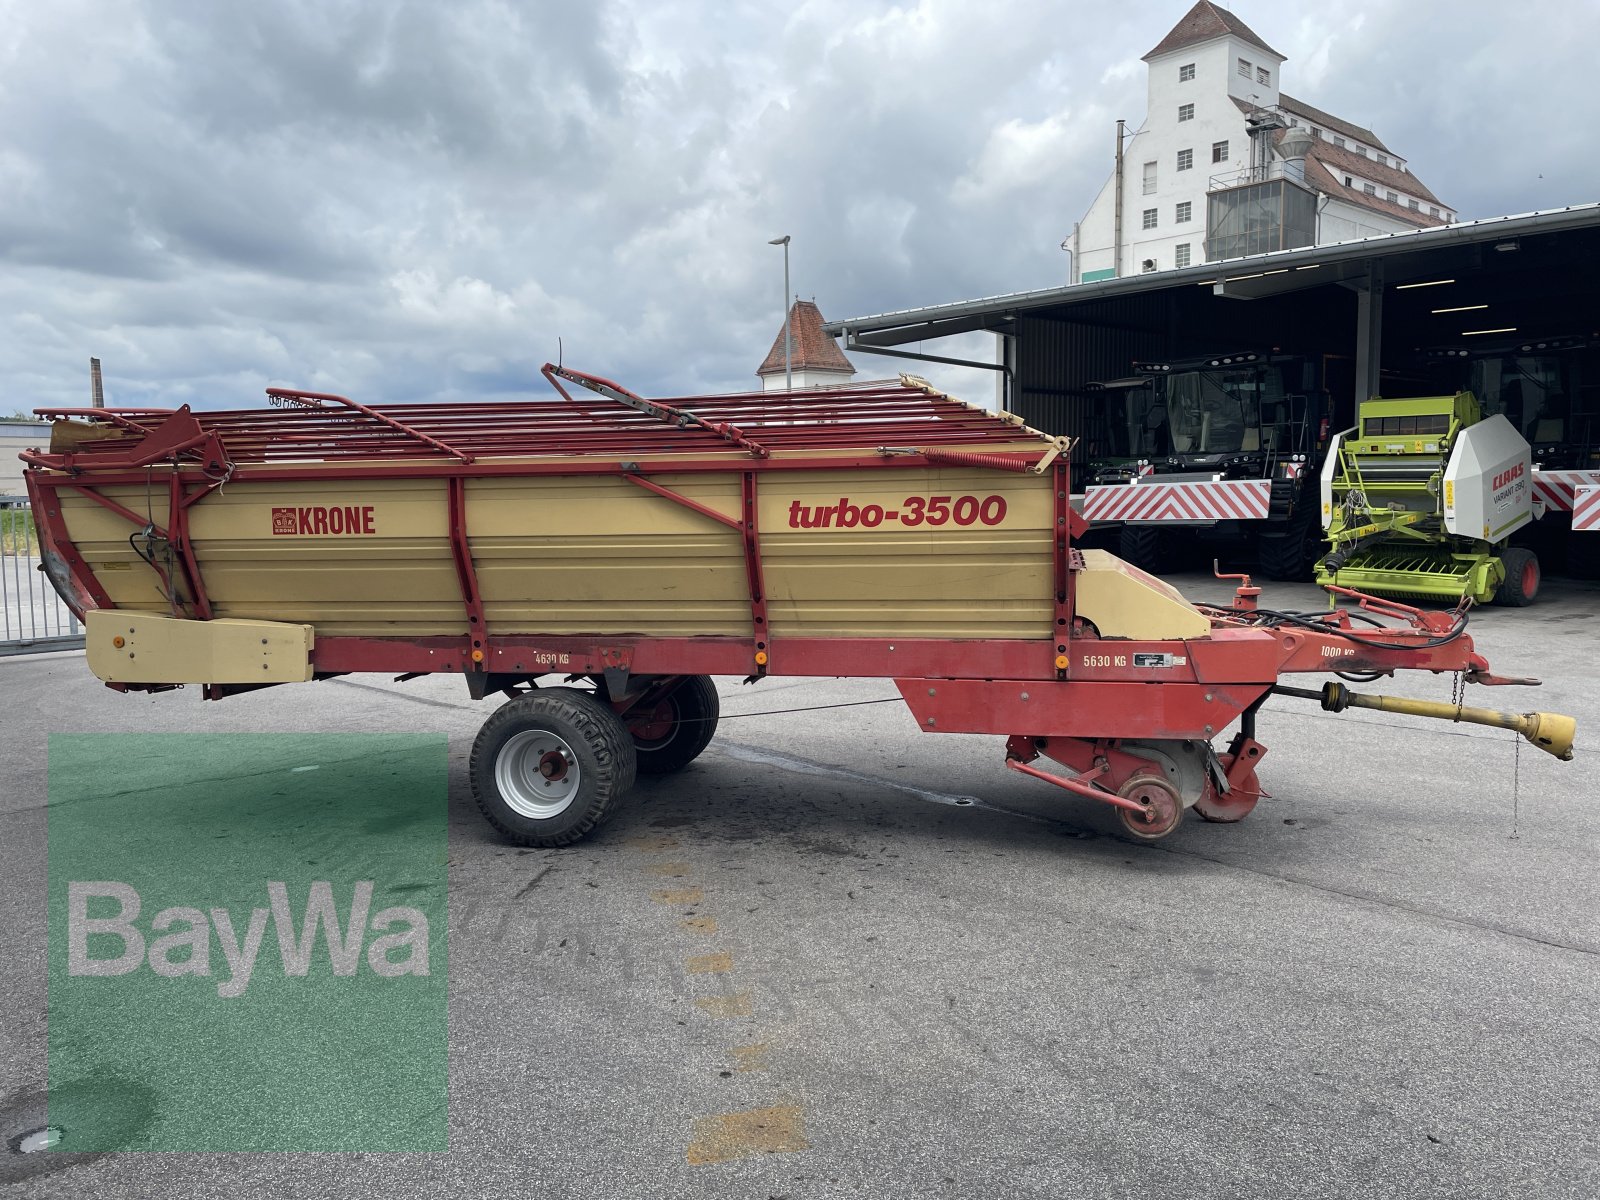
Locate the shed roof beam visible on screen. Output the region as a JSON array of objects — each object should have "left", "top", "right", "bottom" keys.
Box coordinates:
[{"left": 843, "top": 337, "right": 1009, "bottom": 374}]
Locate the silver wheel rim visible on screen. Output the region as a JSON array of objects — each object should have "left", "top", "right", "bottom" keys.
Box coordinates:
[{"left": 496, "top": 729, "right": 581, "bottom": 819}]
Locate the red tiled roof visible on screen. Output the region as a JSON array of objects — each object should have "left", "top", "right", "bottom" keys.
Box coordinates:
[
  {"left": 1228, "top": 97, "right": 1448, "bottom": 217},
  {"left": 1301, "top": 146, "right": 1444, "bottom": 228},
  {"left": 1303, "top": 133, "right": 1444, "bottom": 209},
  {"left": 1278, "top": 94, "right": 1390, "bottom": 155},
  {"left": 757, "top": 299, "right": 857, "bottom": 378},
  {"left": 1144, "top": 0, "right": 1282, "bottom": 61}
]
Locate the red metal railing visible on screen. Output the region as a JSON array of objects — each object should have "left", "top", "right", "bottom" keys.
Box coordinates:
[{"left": 29, "top": 368, "right": 1053, "bottom": 472}]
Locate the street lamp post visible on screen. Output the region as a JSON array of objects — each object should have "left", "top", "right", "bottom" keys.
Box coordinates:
[{"left": 768, "top": 235, "right": 791, "bottom": 391}]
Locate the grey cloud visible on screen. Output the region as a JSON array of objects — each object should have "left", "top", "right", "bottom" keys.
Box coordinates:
[{"left": 1, "top": 1, "right": 1596, "bottom": 415}]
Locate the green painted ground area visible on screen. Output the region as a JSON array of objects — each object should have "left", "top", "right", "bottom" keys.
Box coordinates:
[{"left": 47, "top": 733, "right": 448, "bottom": 1151}]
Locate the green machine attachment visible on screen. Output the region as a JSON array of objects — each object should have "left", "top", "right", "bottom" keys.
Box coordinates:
[{"left": 1316, "top": 392, "right": 1540, "bottom": 605}]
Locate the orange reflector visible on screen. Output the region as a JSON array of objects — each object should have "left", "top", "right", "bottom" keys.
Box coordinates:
[
  {"left": 1054, "top": 655, "right": 1068, "bottom": 669},
  {"left": 112, "top": 636, "right": 125, "bottom": 649},
  {"left": 754, "top": 651, "right": 769, "bottom": 666},
  {"left": 471, "top": 649, "right": 485, "bottom": 663}
]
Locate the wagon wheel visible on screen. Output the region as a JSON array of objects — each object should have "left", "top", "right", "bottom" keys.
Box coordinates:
[
  {"left": 1493, "top": 546, "right": 1540, "bottom": 607},
  {"left": 626, "top": 675, "right": 720, "bottom": 776},
  {"left": 1116, "top": 771, "right": 1184, "bottom": 841},
  {"left": 470, "top": 688, "right": 637, "bottom": 847}
]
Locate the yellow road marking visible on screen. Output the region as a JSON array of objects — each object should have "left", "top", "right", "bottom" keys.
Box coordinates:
[
  {"left": 629, "top": 838, "right": 793, "bottom": 1160},
  {"left": 686, "top": 1105, "right": 807, "bottom": 1165},
  {"left": 693, "top": 991, "right": 752, "bottom": 1018},
  {"left": 650, "top": 886, "right": 704, "bottom": 906},
  {"left": 645, "top": 862, "right": 693, "bottom": 878},
  {"left": 626, "top": 834, "right": 680, "bottom": 851}
]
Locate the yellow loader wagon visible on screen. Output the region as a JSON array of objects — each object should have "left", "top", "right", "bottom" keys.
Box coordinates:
[{"left": 20, "top": 365, "right": 1575, "bottom": 847}]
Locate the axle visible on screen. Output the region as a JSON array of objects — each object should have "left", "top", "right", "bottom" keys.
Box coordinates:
[{"left": 1273, "top": 681, "right": 1576, "bottom": 761}]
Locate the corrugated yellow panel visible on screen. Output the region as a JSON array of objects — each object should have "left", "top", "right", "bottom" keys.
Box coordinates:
[
  {"left": 190, "top": 478, "right": 464, "bottom": 636},
  {"left": 58, "top": 486, "right": 178, "bottom": 613},
  {"left": 60, "top": 459, "right": 1062, "bottom": 642},
  {"left": 759, "top": 468, "right": 1054, "bottom": 640},
  {"left": 469, "top": 475, "right": 749, "bottom": 636}
]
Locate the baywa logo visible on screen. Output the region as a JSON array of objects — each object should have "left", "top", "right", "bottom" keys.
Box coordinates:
[{"left": 68, "top": 880, "right": 431, "bottom": 999}]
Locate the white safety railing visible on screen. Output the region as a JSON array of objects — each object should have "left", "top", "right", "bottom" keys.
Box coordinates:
[{"left": 1, "top": 499, "right": 85, "bottom": 655}]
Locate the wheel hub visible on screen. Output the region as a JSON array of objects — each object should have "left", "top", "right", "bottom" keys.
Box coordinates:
[
  {"left": 630, "top": 699, "right": 678, "bottom": 745},
  {"left": 1116, "top": 771, "right": 1183, "bottom": 840},
  {"left": 496, "top": 730, "right": 582, "bottom": 819}
]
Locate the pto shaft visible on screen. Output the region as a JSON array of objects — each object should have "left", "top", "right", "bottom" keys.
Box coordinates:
[{"left": 1273, "top": 682, "right": 1576, "bottom": 761}]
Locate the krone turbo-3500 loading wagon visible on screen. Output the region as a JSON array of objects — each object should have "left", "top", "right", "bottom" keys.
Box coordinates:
[{"left": 21, "top": 366, "right": 1577, "bottom": 846}]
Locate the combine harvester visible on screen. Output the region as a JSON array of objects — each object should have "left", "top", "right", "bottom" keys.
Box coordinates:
[
  {"left": 1080, "top": 350, "right": 1346, "bottom": 581},
  {"left": 1318, "top": 391, "right": 1540, "bottom": 605},
  {"left": 20, "top": 367, "right": 1576, "bottom": 847}
]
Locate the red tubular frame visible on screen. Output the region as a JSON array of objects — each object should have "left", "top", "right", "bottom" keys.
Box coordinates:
[
  {"left": 167, "top": 471, "right": 212, "bottom": 620},
  {"left": 543, "top": 364, "right": 773, "bottom": 459},
  {"left": 621, "top": 476, "right": 741, "bottom": 531},
  {"left": 265, "top": 388, "right": 476, "bottom": 463}
]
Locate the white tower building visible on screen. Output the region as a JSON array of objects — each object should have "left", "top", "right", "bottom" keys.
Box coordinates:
[{"left": 1066, "top": 1, "right": 1455, "bottom": 282}]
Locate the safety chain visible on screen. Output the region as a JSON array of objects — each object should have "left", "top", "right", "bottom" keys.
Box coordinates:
[{"left": 1512, "top": 730, "right": 1521, "bottom": 840}]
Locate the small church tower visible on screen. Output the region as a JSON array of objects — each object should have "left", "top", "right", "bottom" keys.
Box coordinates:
[{"left": 757, "top": 299, "right": 857, "bottom": 391}]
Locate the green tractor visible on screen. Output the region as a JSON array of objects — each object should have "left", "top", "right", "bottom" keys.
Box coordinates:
[{"left": 1317, "top": 392, "right": 1540, "bottom": 606}]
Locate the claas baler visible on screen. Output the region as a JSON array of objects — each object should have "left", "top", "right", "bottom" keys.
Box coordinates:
[
  {"left": 1317, "top": 391, "right": 1541, "bottom": 605},
  {"left": 19, "top": 366, "right": 1576, "bottom": 847}
]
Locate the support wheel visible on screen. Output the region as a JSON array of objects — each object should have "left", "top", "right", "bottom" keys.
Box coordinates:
[
  {"left": 628, "top": 675, "right": 720, "bottom": 775},
  {"left": 471, "top": 689, "right": 637, "bottom": 847},
  {"left": 1493, "top": 546, "right": 1540, "bottom": 607},
  {"left": 1194, "top": 782, "right": 1260, "bottom": 823},
  {"left": 1193, "top": 774, "right": 1260, "bottom": 822},
  {"left": 1194, "top": 742, "right": 1264, "bottom": 822},
  {"left": 1116, "top": 772, "right": 1184, "bottom": 841}
]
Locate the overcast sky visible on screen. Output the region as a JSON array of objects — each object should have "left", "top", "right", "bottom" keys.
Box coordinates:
[{"left": 3, "top": 0, "right": 1596, "bottom": 414}]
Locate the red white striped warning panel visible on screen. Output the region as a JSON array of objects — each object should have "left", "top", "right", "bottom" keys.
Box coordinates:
[
  {"left": 1532, "top": 469, "right": 1600, "bottom": 514},
  {"left": 1083, "top": 478, "right": 1273, "bottom": 524},
  {"left": 1574, "top": 484, "right": 1600, "bottom": 532}
]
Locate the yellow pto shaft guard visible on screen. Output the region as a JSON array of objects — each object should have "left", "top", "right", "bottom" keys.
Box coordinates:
[{"left": 1274, "top": 681, "right": 1576, "bottom": 761}]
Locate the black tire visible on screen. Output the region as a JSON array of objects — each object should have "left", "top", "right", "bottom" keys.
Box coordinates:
[
  {"left": 470, "top": 688, "right": 637, "bottom": 847},
  {"left": 1118, "top": 525, "right": 1163, "bottom": 572},
  {"left": 1493, "top": 546, "right": 1540, "bottom": 607},
  {"left": 1566, "top": 533, "right": 1600, "bottom": 581},
  {"left": 1257, "top": 500, "right": 1320, "bottom": 582},
  {"left": 628, "top": 675, "right": 720, "bottom": 775}
]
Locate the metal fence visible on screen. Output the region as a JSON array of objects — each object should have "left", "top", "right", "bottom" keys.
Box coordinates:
[{"left": 2, "top": 497, "right": 85, "bottom": 655}]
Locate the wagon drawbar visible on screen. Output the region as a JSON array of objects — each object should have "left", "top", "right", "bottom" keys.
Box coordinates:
[{"left": 20, "top": 365, "right": 1575, "bottom": 845}]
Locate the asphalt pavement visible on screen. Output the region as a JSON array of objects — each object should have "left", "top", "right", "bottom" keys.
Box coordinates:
[{"left": 2, "top": 571, "right": 1597, "bottom": 1198}]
